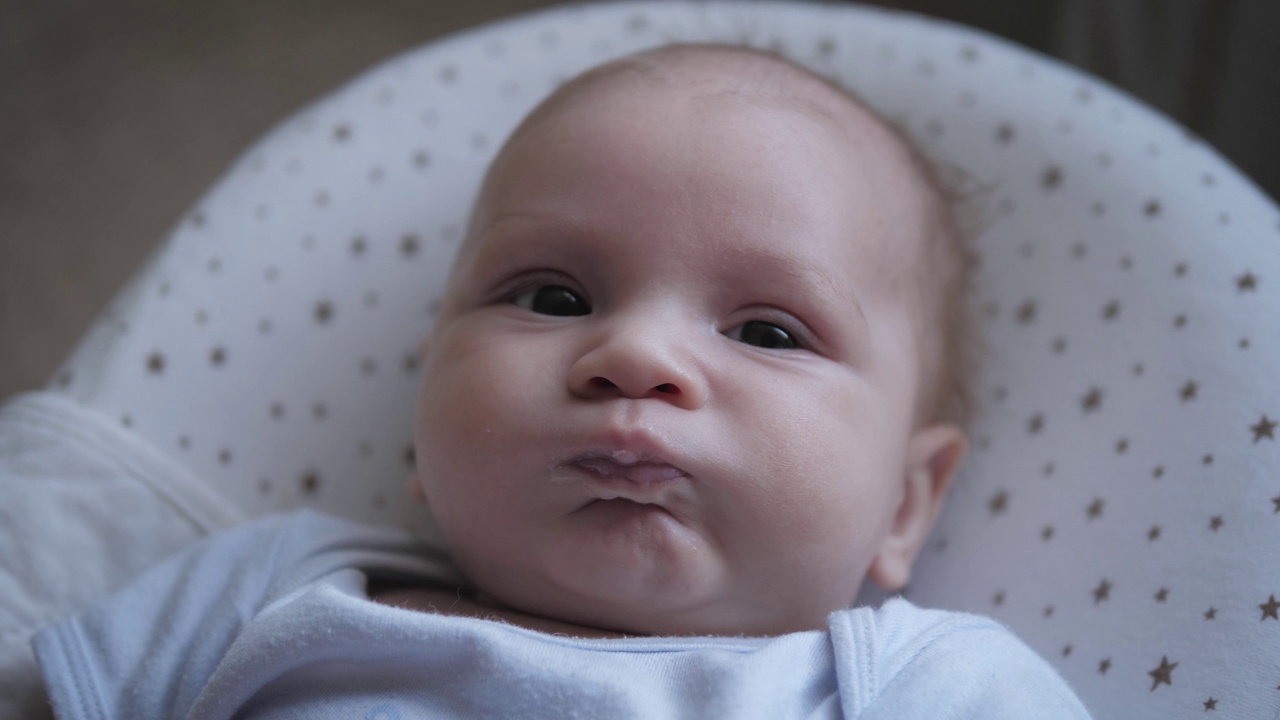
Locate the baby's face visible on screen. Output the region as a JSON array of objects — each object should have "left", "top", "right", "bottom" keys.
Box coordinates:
[{"left": 414, "top": 72, "right": 960, "bottom": 636}]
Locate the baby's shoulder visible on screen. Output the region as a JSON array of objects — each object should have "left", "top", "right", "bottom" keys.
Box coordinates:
[
  {"left": 830, "top": 599, "right": 1091, "bottom": 717},
  {"left": 831, "top": 598, "right": 1015, "bottom": 670},
  {"left": 865, "top": 596, "right": 1011, "bottom": 647}
]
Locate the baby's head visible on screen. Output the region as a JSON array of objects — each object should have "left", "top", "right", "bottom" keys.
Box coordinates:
[{"left": 413, "top": 44, "right": 973, "bottom": 636}]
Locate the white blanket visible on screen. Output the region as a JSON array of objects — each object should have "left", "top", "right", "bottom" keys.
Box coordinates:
[{"left": 0, "top": 392, "right": 242, "bottom": 719}]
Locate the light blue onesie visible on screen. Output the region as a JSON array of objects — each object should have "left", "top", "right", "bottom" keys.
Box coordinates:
[{"left": 34, "top": 511, "right": 1091, "bottom": 719}]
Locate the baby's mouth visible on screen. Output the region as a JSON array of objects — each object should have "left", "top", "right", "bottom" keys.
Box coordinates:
[
  {"left": 572, "top": 456, "right": 688, "bottom": 485},
  {"left": 555, "top": 450, "right": 693, "bottom": 519}
]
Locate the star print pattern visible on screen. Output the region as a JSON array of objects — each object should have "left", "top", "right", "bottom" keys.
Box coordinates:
[
  {"left": 1261, "top": 594, "right": 1280, "bottom": 621},
  {"left": 1015, "top": 299, "right": 1036, "bottom": 323},
  {"left": 400, "top": 234, "right": 420, "bottom": 258},
  {"left": 988, "top": 489, "right": 1009, "bottom": 514},
  {"left": 314, "top": 301, "right": 334, "bottom": 324},
  {"left": 1027, "top": 413, "right": 1044, "bottom": 434},
  {"left": 1149, "top": 656, "right": 1177, "bottom": 691},
  {"left": 1041, "top": 165, "right": 1063, "bottom": 190},
  {"left": 1252, "top": 415, "right": 1276, "bottom": 443},
  {"left": 45, "top": 4, "right": 1280, "bottom": 717},
  {"left": 1081, "top": 387, "right": 1103, "bottom": 412},
  {"left": 1093, "top": 579, "right": 1112, "bottom": 604}
]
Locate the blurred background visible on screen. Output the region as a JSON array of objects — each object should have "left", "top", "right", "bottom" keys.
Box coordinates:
[{"left": 2, "top": 0, "right": 1277, "bottom": 400}]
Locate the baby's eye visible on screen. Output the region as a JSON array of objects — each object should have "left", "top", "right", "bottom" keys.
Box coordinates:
[
  {"left": 512, "top": 285, "right": 590, "bottom": 316},
  {"left": 728, "top": 320, "right": 800, "bottom": 350}
]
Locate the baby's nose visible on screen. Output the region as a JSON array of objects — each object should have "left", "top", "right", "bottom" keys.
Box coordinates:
[{"left": 567, "top": 320, "right": 707, "bottom": 409}]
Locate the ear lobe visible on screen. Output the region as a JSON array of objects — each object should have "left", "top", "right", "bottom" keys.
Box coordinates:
[{"left": 867, "top": 423, "right": 968, "bottom": 592}]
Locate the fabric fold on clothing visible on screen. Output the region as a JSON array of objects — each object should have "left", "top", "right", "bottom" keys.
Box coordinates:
[{"left": 0, "top": 391, "right": 243, "bottom": 719}]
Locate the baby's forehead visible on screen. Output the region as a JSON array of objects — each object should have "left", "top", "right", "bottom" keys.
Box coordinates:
[
  {"left": 556, "top": 46, "right": 889, "bottom": 140},
  {"left": 524, "top": 45, "right": 934, "bottom": 205},
  {"left": 470, "top": 45, "right": 941, "bottom": 274}
]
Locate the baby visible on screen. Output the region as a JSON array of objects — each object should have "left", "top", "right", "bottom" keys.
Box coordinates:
[
  {"left": 398, "top": 42, "right": 973, "bottom": 639},
  {"left": 35, "top": 44, "right": 1091, "bottom": 718}
]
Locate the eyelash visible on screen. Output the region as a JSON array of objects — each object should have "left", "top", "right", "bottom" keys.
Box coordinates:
[
  {"left": 726, "top": 316, "right": 810, "bottom": 352},
  {"left": 511, "top": 284, "right": 591, "bottom": 316},
  {"left": 497, "top": 272, "right": 588, "bottom": 305},
  {"left": 497, "top": 276, "right": 814, "bottom": 351}
]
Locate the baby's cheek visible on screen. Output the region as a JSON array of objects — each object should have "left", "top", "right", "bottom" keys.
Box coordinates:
[
  {"left": 418, "top": 337, "right": 505, "bottom": 468},
  {"left": 420, "top": 323, "right": 567, "bottom": 486},
  {"left": 763, "top": 388, "right": 891, "bottom": 533}
]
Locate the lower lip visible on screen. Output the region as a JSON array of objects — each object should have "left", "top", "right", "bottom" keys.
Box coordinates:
[{"left": 579, "top": 497, "right": 679, "bottom": 525}]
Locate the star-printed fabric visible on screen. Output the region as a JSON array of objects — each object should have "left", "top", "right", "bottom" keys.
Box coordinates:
[{"left": 46, "top": 2, "right": 1280, "bottom": 717}]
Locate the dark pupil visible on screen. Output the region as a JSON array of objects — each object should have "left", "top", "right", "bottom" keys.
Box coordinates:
[
  {"left": 532, "top": 286, "right": 589, "bottom": 316},
  {"left": 740, "top": 321, "right": 796, "bottom": 349}
]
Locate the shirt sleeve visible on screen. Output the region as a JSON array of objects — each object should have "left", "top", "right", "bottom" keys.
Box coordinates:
[
  {"left": 836, "top": 599, "right": 1093, "bottom": 719},
  {"left": 32, "top": 512, "right": 319, "bottom": 720}
]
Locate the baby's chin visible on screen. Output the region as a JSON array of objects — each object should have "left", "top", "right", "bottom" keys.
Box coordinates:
[{"left": 443, "top": 502, "right": 862, "bottom": 637}]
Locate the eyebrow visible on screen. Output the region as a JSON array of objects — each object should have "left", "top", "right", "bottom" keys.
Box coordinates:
[
  {"left": 482, "top": 211, "right": 587, "bottom": 236},
  {"left": 467, "top": 211, "right": 590, "bottom": 268},
  {"left": 715, "top": 243, "right": 867, "bottom": 325},
  {"left": 483, "top": 211, "right": 545, "bottom": 232}
]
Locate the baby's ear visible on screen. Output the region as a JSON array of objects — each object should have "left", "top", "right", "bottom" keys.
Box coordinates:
[{"left": 867, "top": 423, "right": 968, "bottom": 592}]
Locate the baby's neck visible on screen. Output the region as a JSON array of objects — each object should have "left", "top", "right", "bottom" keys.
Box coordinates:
[{"left": 372, "top": 585, "right": 633, "bottom": 639}]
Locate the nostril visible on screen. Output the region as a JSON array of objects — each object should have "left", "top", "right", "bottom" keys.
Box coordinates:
[
  {"left": 654, "top": 383, "right": 678, "bottom": 394},
  {"left": 590, "top": 377, "right": 617, "bottom": 390}
]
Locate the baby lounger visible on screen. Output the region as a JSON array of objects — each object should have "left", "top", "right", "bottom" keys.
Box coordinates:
[{"left": 4, "top": 1, "right": 1279, "bottom": 717}]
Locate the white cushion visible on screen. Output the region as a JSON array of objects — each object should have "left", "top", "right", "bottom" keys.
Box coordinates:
[{"left": 48, "top": 2, "right": 1280, "bottom": 716}]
